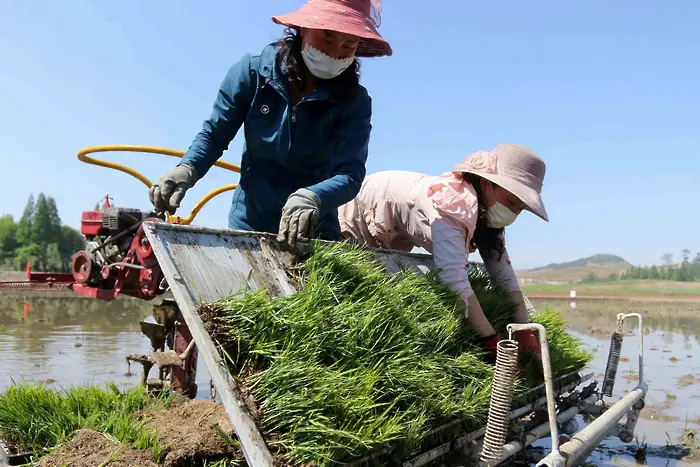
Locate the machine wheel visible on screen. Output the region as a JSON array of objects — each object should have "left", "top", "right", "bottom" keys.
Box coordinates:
[{"left": 72, "top": 251, "right": 95, "bottom": 283}]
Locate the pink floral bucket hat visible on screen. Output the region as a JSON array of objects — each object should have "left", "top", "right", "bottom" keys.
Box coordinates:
[
  {"left": 454, "top": 144, "right": 549, "bottom": 222},
  {"left": 272, "top": 0, "right": 392, "bottom": 58}
]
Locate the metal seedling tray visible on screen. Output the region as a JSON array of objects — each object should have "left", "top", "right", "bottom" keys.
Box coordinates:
[{"left": 142, "top": 222, "right": 617, "bottom": 467}]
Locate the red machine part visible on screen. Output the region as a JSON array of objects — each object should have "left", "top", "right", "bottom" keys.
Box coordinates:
[
  {"left": 0, "top": 263, "right": 74, "bottom": 292},
  {"left": 81, "top": 210, "right": 106, "bottom": 237},
  {"left": 171, "top": 322, "right": 198, "bottom": 399},
  {"left": 0, "top": 199, "right": 198, "bottom": 400},
  {"left": 71, "top": 218, "right": 165, "bottom": 301}
]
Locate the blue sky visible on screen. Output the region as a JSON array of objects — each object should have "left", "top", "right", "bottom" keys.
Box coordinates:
[{"left": 1, "top": 1, "right": 698, "bottom": 269}]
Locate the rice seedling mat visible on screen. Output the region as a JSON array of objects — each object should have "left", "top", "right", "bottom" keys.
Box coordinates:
[{"left": 142, "top": 222, "right": 591, "bottom": 467}]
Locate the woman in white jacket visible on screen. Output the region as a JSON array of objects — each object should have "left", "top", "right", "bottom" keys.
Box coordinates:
[{"left": 337, "top": 143, "right": 548, "bottom": 364}]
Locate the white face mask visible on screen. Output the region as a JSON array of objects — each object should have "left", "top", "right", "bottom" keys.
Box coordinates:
[
  {"left": 301, "top": 44, "right": 354, "bottom": 80},
  {"left": 486, "top": 202, "right": 519, "bottom": 229}
]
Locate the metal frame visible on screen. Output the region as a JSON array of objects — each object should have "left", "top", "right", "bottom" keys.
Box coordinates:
[
  {"left": 536, "top": 313, "right": 647, "bottom": 467},
  {"left": 142, "top": 222, "right": 646, "bottom": 467},
  {"left": 143, "top": 223, "right": 276, "bottom": 466}
]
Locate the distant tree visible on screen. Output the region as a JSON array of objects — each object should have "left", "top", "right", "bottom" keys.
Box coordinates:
[
  {"left": 628, "top": 266, "right": 640, "bottom": 280},
  {"left": 607, "top": 272, "right": 619, "bottom": 281},
  {"left": 0, "top": 193, "right": 86, "bottom": 272},
  {"left": 45, "top": 243, "right": 62, "bottom": 271},
  {"left": 639, "top": 267, "right": 650, "bottom": 280},
  {"left": 673, "top": 267, "right": 683, "bottom": 281},
  {"left": 661, "top": 253, "right": 674, "bottom": 266},
  {"left": 0, "top": 215, "right": 18, "bottom": 265},
  {"left": 13, "top": 244, "right": 41, "bottom": 270},
  {"left": 46, "top": 196, "right": 62, "bottom": 242},
  {"left": 16, "top": 194, "right": 35, "bottom": 246},
  {"left": 32, "top": 194, "right": 51, "bottom": 245},
  {"left": 59, "top": 225, "right": 85, "bottom": 271},
  {"left": 665, "top": 265, "right": 676, "bottom": 281},
  {"left": 649, "top": 265, "right": 660, "bottom": 280},
  {"left": 682, "top": 249, "right": 691, "bottom": 262},
  {"left": 94, "top": 202, "right": 100, "bottom": 211},
  {"left": 679, "top": 249, "right": 694, "bottom": 281},
  {"left": 582, "top": 272, "right": 598, "bottom": 283},
  {"left": 693, "top": 253, "right": 700, "bottom": 281}
]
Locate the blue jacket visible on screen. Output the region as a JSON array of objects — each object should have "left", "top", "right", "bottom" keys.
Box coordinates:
[{"left": 180, "top": 43, "right": 373, "bottom": 240}]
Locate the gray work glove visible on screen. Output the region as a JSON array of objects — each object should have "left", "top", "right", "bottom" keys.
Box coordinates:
[
  {"left": 277, "top": 188, "right": 322, "bottom": 248},
  {"left": 148, "top": 164, "right": 198, "bottom": 215}
]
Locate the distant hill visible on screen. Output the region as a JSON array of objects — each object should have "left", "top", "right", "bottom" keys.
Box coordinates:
[
  {"left": 529, "top": 254, "right": 631, "bottom": 272},
  {"left": 518, "top": 254, "right": 632, "bottom": 284}
]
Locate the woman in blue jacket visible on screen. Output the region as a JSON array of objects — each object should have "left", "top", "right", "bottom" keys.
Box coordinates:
[{"left": 149, "top": 0, "right": 392, "bottom": 247}]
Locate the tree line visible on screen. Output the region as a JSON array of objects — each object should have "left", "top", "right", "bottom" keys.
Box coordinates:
[
  {"left": 581, "top": 249, "right": 700, "bottom": 283},
  {"left": 0, "top": 194, "right": 86, "bottom": 273}
]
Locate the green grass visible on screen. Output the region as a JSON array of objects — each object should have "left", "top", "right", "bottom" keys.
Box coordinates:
[
  {"left": 202, "top": 241, "right": 594, "bottom": 466},
  {"left": 521, "top": 279, "right": 700, "bottom": 295},
  {"left": 0, "top": 382, "right": 173, "bottom": 461}
]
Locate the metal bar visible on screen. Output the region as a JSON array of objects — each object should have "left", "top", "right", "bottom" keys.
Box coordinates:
[
  {"left": 495, "top": 394, "right": 599, "bottom": 464},
  {"left": 26, "top": 272, "right": 75, "bottom": 282},
  {"left": 143, "top": 222, "right": 275, "bottom": 467},
  {"left": 0, "top": 281, "right": 73, "bottom": 291},
  {"left": 538, "top": 385, "right": 648, "bottom": 467},
  {"left": 382, "top": 375, "right": 593, "bottom": 467},
  {"left": 507, "top": 323, "right": 560, "bottom": 457},
  {"left": 419, "top": 372, "right": 590, "bottom": 442},
  {"left": 511, "top": 373, "right": 592, "bottom": 420},
  {"left": 617, "top": 313, "right": 643, "bottom": 385}
]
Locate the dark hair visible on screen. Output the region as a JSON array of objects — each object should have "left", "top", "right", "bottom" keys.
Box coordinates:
[
  {"left": 463, "top": 173, "right": 507, "bottom": 261},
  {"left": 274, "top": 27, "right": 362, "bottom": 102}
]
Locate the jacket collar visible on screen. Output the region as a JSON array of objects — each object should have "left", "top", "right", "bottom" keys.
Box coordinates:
[{"left": 258, "top": 43, "right": 339, "bottom": 103}]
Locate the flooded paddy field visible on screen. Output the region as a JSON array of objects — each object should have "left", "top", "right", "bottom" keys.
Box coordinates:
[
  {"left": 530, "top": 297, "right": 700, "bottom": 466},
  {"left": 2, "top": 294, "right": 700, "bottom": 465},
  {"left": 0, "top": 295, "right": 213, "bottom": 399}
]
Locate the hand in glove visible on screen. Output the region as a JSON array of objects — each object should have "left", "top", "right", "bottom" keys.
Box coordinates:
[
  {"left": 515, "top": 329, "right": 543, "bottom": 376},
  {"left": 481, "top": 333, "right": 523, "bottom": 374},
  {"left": 515, "top": 329, "right": 542, "bottom": 357},
  {"left": 277, "top": 188, "right": 322, "bottom": 247},
  {"left": 481, "top": 333, "right": 502, "bottom": 364},
  {"left": 149, "top": 164, "right": 197, "bottom": 215}
]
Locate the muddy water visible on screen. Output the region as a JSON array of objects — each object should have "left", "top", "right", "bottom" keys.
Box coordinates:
[
  {"left": 531, "top": 298, "right": 700, "bottom": 466},
  {"left": 3, "top": 295, "right": 700, "bottom": 465},
  {"left": 0, "top": 296, "right": 212, "bottom": 398}
]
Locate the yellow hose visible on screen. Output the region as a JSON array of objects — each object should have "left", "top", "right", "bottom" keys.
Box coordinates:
[{"left": 77, "top": 145, "right": 240, "bottom": 225}]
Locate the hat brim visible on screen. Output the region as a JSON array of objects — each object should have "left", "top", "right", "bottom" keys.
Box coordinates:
[
  {"left": 272, "top": 6, "right": 392, "bottom": 57},
  {"left": 457, "top": 170, "right": 548, "bottom": 222}
]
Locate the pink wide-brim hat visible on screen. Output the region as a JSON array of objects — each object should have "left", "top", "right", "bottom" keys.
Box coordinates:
[
  {"left": 272, "top": 0, "right": 392, "bottom": 58},
  {"left": 453, "top": 144, "right": 549, "bottom": 222}
]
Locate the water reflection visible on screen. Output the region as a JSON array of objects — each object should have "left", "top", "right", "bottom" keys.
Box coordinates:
[
  {"left": 532, "top": 298, "right": 700, "bottom": 466},
  {"left": 4, "top": 295, "right": 700, "bottom": 465},
  {"left": 0, "top": 296, "right": 211, "bottom": 397},
  {"left": 531, "top": 298, "right": 700, "bottom": 341}
]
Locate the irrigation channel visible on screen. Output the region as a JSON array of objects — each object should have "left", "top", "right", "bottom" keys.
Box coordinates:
[{"left": 2, "top": 295, "right": 700, "bottom": 466}]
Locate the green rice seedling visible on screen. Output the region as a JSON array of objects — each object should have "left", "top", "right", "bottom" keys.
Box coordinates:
[
  {"left": 0, "top": 381, "right": 171, "bottom": 460},
  {"left": 204, "top": 241, "right": 594, "bottom": 466}
]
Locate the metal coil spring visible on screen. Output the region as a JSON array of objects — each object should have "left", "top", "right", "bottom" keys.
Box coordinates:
[
  {"left": 602, "top": 330, "right": 624, "bottom": 397},
  {"left": 480, "top": 339, "right": 520, "bottom": 464}
]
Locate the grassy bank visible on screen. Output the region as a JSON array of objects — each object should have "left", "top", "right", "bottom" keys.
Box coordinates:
[
  {"left": 0, "top": 383, "right": 243, "bottom": 466},
  {"left": 521, "top": 279, "right": 700, "bottom": 296},
  {"left": 202, "top": 242, "right": 594, "bottom": 466},
  {"left": 0, "top": 382, "right": 172, "bottom": 461}
]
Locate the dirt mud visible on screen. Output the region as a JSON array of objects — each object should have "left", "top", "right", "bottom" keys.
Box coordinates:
[
  {"left": 139, "top": 400, "right": 241, "bottom": 466},
  {"left": 35, "top": 401, "right": 242, "bottom": 467},
  {"left": 37, "top": 429, "right": 158, "bottom": 467}
]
